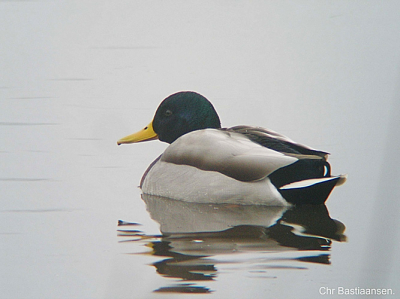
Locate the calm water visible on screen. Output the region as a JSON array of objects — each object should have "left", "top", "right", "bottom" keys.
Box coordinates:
[{"left": 1, "top": 2, "right": 400, "bottom": 298}]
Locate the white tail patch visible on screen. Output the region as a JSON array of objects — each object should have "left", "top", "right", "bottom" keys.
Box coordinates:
[{"left": 280, "top": 177, "right": 339, "bottom": 190}]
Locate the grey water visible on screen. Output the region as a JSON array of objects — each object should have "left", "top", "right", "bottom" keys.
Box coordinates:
[{"left": 1, "top": 2, "right": 400, "bottom": 298}]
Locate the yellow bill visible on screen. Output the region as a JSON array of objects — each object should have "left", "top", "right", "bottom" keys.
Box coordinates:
[{"left": 117, "top": 121, "right": 158, "bottom": 145}]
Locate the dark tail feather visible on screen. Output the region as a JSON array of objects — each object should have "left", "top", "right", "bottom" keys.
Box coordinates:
[{"left": 278, "top": 176, "right": 346, "bottom": 205}]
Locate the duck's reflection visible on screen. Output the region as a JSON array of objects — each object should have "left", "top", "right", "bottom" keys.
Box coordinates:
[{"left": 118, "top": 195, "right": 346, "bottom": 294}]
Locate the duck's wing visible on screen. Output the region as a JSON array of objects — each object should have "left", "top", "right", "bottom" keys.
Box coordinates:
[
  {"left": 227, "top": 126, "right": 329, "bottom": 159},
  {"left": 149, "top": 128, "right": 344, "bottom": 205},
  {"left": 161, "top": 129, "right": 298, "bottom": 182}
]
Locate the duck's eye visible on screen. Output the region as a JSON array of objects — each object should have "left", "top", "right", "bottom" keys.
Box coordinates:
[{"left": 164, "top": 109, "right": 173, "bottom": 117}]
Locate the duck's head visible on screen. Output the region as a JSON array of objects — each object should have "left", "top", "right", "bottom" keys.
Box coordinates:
[{"left": 118, "top": 91, "right": 221, "bottom": 145}]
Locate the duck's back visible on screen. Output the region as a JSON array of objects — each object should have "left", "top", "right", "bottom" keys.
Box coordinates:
[
  {"left": 140, "top": 128, "right": 340, "bottom": 205},
  {"left": 161, "top": 129, "right": 299, "bottom": 182}
]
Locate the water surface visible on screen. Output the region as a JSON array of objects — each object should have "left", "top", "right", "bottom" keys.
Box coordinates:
[{"left": 1, "top": 1, "right": 400, "bottom": 298}]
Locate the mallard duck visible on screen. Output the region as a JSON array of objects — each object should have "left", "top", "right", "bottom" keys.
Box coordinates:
[{"left": 118, "top": 91, "right": 345, "bottom": 206}]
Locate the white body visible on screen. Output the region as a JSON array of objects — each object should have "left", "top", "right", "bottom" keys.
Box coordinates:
[{"left": 141, "top": 129, "right": 301, "bottom": 206}]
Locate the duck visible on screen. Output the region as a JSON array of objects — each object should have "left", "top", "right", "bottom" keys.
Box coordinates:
[{"left": 118, "top": 91, "right": 346, "bottom": 206}]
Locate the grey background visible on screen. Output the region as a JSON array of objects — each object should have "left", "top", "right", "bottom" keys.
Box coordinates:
[{"left": 1, "top": 1, "right": 399, "bottom": 298}]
